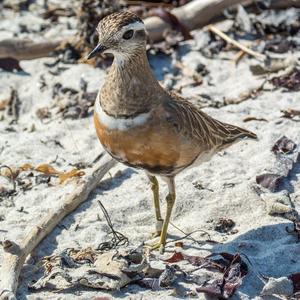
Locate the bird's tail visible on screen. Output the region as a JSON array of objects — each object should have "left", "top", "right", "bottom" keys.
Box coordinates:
[
  {"left": 228, "top": 124, "right": 257, "bottom": 140},
  {"left": 218, "top": 123, "right": 258, "bottom": 150}
]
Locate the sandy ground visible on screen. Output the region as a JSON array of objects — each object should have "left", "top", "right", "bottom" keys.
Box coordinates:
[{"left": 0, "top": 3, "right": 300, "bottom": 300}]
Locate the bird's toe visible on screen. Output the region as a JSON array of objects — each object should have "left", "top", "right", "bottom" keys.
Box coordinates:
[{"left": 143, "top": 238, "right": 165, "bottom": 253}]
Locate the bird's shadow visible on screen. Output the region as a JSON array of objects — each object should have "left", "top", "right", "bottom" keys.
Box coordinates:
[
  {"left": 165, "top": 222, "right": 299, "bottom": 298},
  {"left": 96, "top": 167, "right": 137, "bottom": 192}
]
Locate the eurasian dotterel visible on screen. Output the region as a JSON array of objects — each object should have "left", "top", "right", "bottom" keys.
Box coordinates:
[{"left": 87, "top": 11, "right": 257, "bottom": 253}]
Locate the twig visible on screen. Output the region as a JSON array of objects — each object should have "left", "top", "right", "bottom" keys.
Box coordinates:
[
  {"left": 233, "top": 50, "right": 246, "bottom": 65},
  {"left": 0, "top": 154, "right": 117, "bottom": 300},
  {"left": 97, "top": 200, "right": 129, "bottom": 251},
  {"left": 208, "top": 25, "right": 265, "bottom": 60},
  {"left": 7, "top": 88, "right": 20, "bottom": 122},
  {"left": 167, "top": 222, "right": 215, "bottom": 245},
  {"left": 0, "top": 165, "right": 16, "bottom": 191}
]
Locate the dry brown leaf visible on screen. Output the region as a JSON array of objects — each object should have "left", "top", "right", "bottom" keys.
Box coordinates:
[
  {"left": 19, "top": 163, "right": 33, "bottom": 171},
  {"left": 256, "top": 136, "right": 299, "bottom": 192},
  {"left": 35, "top": 164, "right": 60, "bottom": 175},
  {"left": 271, "top": 136, "right": 296, "bottom": 155},
  {"left": 281, "top": 108, "right": 300, "bottom": 119},
  {"left": 58, "top": 169, "right": 85, "bottom": 183},
  {"left": 243, "top": 116, "right": 268, "bottom": 122},
  {"left": 35, "top": 164, "right": 85, "bottom": 183},
  {"left": 271, "top": 69, "right": 300, "bottom": 91},
  {"left": 256, "top": 173, "right": 283, "bottom": 192},
  {"left": 196, "top": 253, "right": 248, "bottom": 299},
  {"left": 1, "top": 163, "right": 84, "bottom": 184},
  {"left": 0, "top": 99, "right": 9, "bottom": 110},
  {"left": 164, "top": 252, "right": 184, "bottom": 263}
]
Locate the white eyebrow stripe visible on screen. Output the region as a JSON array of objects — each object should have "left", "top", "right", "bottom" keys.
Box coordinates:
[
  {"left": 122, "top": 21, "right": 146, "bottom": 32},
  {"left": 95, "top": 98, "right": 151, "bottom": 131}
]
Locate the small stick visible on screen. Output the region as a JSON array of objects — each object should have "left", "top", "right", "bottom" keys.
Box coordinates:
[
  {"left": 208, "top": 25, "right": 265, "bottom": 60},
  {"left": 233, "top": 50, "right": 246, "bottom": 65},
  {"left": 0, "top": 154, "right": 117, "bottom": 300},
  {"left": 0, "top": 165, "right": 16, "bottom": 191},
  {"left": 97, "top": 200, "right": 129, "bottom": 251},
  {"left": 168, "top": 222, "right": 214, "bottom": 245}
]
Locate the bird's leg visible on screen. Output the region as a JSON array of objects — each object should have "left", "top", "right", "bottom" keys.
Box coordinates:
[
  {"left": 158, "top": 190, "right": 175, "bottom": 253},
  {"left": 146, "top": 177, "right": 176, "bottom": 253},
  {"left": 148, "top": 175, "right": 163, "bottom": 237}
]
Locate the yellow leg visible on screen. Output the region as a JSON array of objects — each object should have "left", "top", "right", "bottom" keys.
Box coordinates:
[
  {"left": 146, "top": 177, "right": 176, "bottom": 253},
  {"left": 148, "top": 175, "right": 163, "bottom": 237},
  {"left": 158, "top": 192, "right": 175, "bottom": 253},
  {"left": 149, "top": 175, "right": 162, "bottom": 222}
]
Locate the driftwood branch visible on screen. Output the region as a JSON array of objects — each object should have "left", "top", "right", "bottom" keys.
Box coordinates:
[
  {"left": 0, "top": 39, "right": 61, "bottom": 60},
  {"left": 0, "top": 154, "right": 117, "bottom": 300},
  {"left": 145, "top": 0, "right": 249, "bottom": 42},
  {"left": 145, "top": 0, "right": 300, "bottom": 42}
]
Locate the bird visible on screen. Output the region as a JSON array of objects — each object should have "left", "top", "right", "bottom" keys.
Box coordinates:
[{"left": 87, "top": 11, "right": 257, "bottom": 253}]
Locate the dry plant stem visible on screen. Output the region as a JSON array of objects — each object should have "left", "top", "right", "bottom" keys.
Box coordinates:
[
  {"left": 0, "top": 39, "right": 62, "bottom": 60},
  {"left": 233, "top": 50, "right": 246, "bottom": 65},
  {"left": 144, "top": 0, "right": 249, "bottom": 42},
  {"left": 208, "top": 25, "right": 265, "bottom": 60},
  {"left": 0, "top": 154, "right": 117, "bottom": 300}
]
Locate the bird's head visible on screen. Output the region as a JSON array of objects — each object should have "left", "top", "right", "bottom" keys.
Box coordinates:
[{"left": 87, "top": 11, "right": 147, "bottom": 63}]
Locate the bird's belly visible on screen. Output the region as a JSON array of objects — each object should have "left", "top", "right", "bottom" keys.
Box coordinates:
[{"left": 94, "top": 111, "right": 200, "bottom": 175}]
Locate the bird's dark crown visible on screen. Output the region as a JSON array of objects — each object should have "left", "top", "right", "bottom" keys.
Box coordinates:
[{"left": 97, "top": 11, "right": 143, "bottom": 35}]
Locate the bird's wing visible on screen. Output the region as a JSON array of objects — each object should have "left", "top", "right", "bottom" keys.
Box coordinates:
[{"left": 163, "top": 92, "right": 257, "bottom": 150}]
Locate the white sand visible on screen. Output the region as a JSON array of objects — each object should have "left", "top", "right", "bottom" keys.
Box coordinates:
[{"left": 1, "top": 4, "right": 300, "bottom": 300}]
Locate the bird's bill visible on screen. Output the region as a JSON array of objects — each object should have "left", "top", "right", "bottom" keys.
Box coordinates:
[{"left": 86, "top": 44, "right": 107, "bottom": 60}]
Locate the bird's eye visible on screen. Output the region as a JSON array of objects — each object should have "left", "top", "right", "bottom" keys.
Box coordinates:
[{"left": 123, "top": 30, "right": 134, "bottom": 40}]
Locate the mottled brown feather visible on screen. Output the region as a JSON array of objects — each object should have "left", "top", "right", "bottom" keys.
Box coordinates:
[{"left": 164, "top": 92, "right": 257, "bottom": 151}]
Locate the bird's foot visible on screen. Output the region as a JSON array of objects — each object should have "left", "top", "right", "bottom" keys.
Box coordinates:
[{"left": 144, "top": 237, "right": 165, "bottom": 254}]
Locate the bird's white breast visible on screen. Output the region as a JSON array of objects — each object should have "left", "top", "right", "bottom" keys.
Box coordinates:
[{"left": 94, "top": 99, "right": 150, "bottom": 131}]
